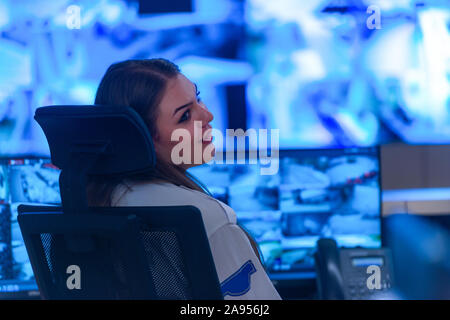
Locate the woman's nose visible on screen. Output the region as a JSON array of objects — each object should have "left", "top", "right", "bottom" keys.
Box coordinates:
[
  {"left": 199, "top": 103, "right": 213, "bottom": 124},
  {"left": 205, "top": 108, "right": 213, "bottom": 124}
]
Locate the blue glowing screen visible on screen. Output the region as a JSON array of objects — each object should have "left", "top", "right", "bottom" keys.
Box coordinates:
[
  {"left": 1, "top": 0, "right": 450, "bottom": 156},
  {"left": 0, "top": 158, "right": 60, "bottom": 296},
  {"left": 189, "top": 147, "right": 382, "bottom": 278},
  {"left": 0, "top": 147, "right": 381, "bottom": 294}
]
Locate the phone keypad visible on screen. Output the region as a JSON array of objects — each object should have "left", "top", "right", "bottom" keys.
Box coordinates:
[{"left": 346, "top": 279, "right": 392, "bottom": 299}]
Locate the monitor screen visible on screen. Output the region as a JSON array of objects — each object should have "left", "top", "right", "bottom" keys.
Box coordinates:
[
  {"left": 0, "top": 158, "right": 60, "bottom": 298},
  {"left": 189, "top": 146, "right": 382, "bottom": 279},
  {"left": 0, "top": 148, "right": 381, "bottom": 295},
  {"left": 245, "top": 2, "right": 450, "bottom": 147}
]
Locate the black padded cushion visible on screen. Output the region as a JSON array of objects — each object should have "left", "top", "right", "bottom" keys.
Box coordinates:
[{"left": 35, "top": 105, "right": 156, "bottom": 175}]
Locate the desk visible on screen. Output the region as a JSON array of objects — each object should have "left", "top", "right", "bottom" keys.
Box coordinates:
[{"left": 383, "top": 188, "right": 450, "bottom": 215}]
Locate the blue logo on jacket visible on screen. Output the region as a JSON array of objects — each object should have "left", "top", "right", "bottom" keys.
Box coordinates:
[{"left": 220, "top": 260, "right": 257, "bottom": 297}]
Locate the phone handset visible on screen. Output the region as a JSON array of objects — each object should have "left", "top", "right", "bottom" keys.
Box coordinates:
[
  {"left": 315, "top": 238, "right": 395, "bottom": 300},
  {"left": 314, "top": 238, "right": 347, "bottom": 299}
]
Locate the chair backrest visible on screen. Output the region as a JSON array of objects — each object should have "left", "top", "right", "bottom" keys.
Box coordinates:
[
  {"left": 34, "top": 105, "right": 156, "bottom": 214},
  {"left": 18, "top": 205, "right": 223, "bottom": 299},
  {"left": 18, "top": 105, "right": 223, "bottom": 299}
]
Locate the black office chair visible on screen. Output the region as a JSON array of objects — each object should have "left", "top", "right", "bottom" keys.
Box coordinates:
[{"left": 17, "top": 105, "right": 223, "bottom": 299}]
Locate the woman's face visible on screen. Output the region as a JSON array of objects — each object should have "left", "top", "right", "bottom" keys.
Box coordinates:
[{"left": 153, "top": 73, "right": 214, "bottom": 169}]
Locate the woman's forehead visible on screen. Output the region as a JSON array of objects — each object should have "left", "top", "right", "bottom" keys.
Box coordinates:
[
  {"left": 158, "top": 74, "right": 195, "bottom": 114},
  {"left": 165, "top": 74, "right": 194, "bottom": 94}
]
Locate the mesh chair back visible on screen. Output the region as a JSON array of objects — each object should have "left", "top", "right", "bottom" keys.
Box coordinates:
[
  {"left": 18, "top": 205, "right": 223, "bottom": 300},
  {"left": 18, "top": 206, "right": 156, "bottom": 299},
  {"left": 140, "top": 230, "right": 192, "bottom": 299}
]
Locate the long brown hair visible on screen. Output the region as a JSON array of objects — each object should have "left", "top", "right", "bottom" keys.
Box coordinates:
[
  {"left": 88, "top": 58, "right": 206, "bottom": 206},
  {"left": 88, "top": 58, "right": 263, "bottom": 263}
]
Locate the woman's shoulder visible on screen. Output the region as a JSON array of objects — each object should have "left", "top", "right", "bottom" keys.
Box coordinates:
[{"left": 112, "top": 181, "right": 236, "bottom": 237}]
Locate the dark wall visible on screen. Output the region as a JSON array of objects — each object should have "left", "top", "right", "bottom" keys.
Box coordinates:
[{"left": 381, "top": 144, "right": 450, "bottom": 190}]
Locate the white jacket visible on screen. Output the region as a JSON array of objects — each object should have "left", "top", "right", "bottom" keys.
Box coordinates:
[{"left": 112, "top": 181, "right": 281, "bottom": 300}]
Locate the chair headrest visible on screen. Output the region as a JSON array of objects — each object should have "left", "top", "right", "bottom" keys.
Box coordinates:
[{"left": 35, "top": 105, "right": 156, "bottom": 175}]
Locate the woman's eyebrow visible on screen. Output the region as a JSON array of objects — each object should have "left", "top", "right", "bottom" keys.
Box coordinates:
[
  {"left": 173, "top": 102, "right": 193, "bottom": 117},
  {"left": 172, "top": 83, "right": 199, "bottom": 117}
]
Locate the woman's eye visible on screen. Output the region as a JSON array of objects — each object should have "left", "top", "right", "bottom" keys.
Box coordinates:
[{"left": 179, "top": 109, "right": 190, "bottom": 123}]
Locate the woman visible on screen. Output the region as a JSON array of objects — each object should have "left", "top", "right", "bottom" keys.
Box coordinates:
[{"left": 88, "top": 58, "right": 281, "bottom": 300}]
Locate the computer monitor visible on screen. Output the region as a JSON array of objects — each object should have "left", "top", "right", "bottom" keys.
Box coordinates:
[
  {"left": 189, "top": 146, "right": 382, "bottom": 280},
  {"left": 0, "top": 157, "right": 60, "bottom": 298},
  {"left": 0, "top": 148, "right": 381, "bottom": 296}
]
